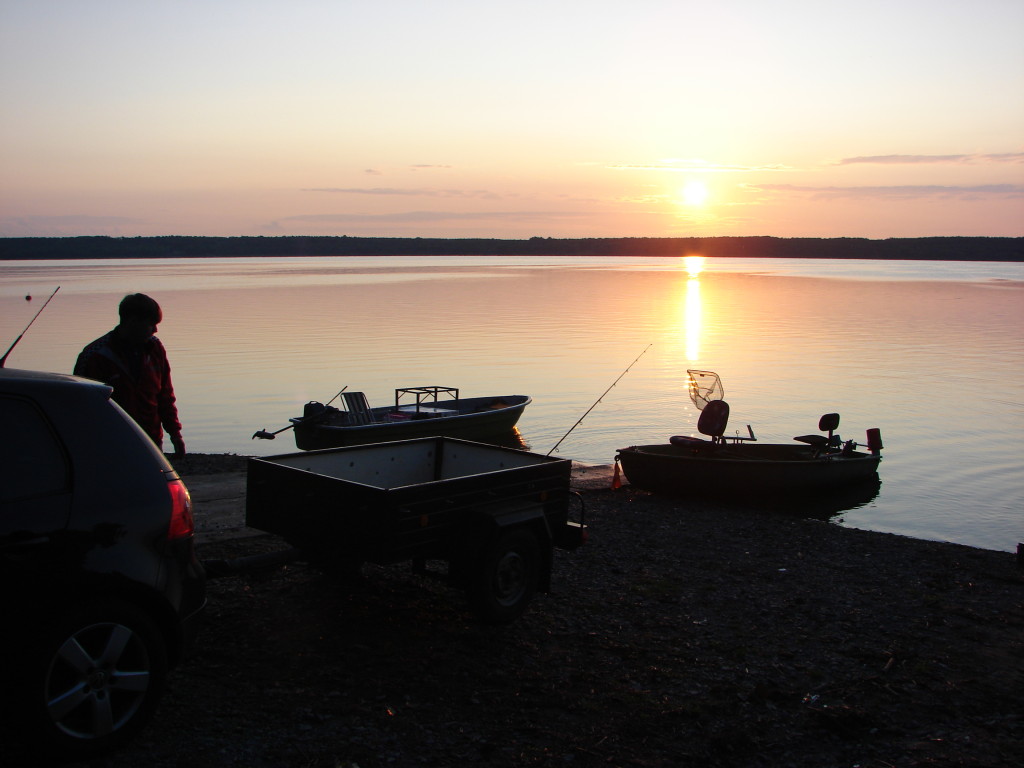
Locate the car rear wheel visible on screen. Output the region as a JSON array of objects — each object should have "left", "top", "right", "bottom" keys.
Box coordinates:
[{"left": 29, "top": 599, "right": 169, "bottom": 757}]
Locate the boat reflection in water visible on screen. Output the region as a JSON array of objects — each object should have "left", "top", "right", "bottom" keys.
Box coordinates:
[
  {"left": 468, "top": 426, "right": 529, "bottom": 452},
  {"left": 724, "top": 475, "right": 882, "bottom": 521}
]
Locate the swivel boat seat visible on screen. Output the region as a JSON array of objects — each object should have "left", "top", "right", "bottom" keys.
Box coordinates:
[
  {"left": 793, "top": 412, "right": 841, "bottom": 455},
  {"left": 670, "top": 399, "right": 731, "bottom": 451}
]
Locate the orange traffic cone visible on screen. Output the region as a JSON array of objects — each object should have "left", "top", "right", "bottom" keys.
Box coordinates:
[{"left": 611, "top": 460, "right": 622, "bottom": 490}]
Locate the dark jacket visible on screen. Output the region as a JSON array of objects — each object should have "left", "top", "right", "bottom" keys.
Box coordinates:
[{"left": 74, "top": 329, "right": 182, "bottom": 447}]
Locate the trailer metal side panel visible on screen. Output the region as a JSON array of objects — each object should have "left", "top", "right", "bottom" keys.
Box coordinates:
[
  {"left": 245, "top": 437, "right": 572, "bottom": 562},
  {"left": 254, "top": 439, "right": 441, "bottom": 488}
]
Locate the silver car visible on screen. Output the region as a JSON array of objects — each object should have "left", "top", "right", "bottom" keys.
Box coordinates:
[{"left": 0, "top": 368, "right": 206, "bottom": 758}]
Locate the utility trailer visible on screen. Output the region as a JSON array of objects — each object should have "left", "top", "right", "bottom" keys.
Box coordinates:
[{"left": 245, "top": 437, "right": 586, "bottom": 623}]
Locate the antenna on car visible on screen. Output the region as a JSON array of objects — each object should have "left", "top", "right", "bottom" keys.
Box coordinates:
[{"left": 0, "top": 286, "right": 60, "bottom": 368}]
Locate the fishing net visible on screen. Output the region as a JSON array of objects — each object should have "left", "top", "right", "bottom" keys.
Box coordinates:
[{"left": 687, "top": 370, "right": 724, "bottom": 411}]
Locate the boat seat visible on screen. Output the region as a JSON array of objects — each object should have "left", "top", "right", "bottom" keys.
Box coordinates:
[
  {"left": 794, "top": 412, "right": 841, "bottom": 450},
  {"left": 670, "top": 435, "right": 709, "bottom": 450},
  {"left": 342, "top": 391, "right": 375, "bottom": 425},
  {"left": 697, "top": 399, "right": 730, "bottom": 440},
  {"left": 670, "top": 399, "right": 730, "bottom": 448}
]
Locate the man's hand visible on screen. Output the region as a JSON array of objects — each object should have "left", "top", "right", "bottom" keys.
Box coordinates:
[{"left": 170, "top": 432, "right": 186, "bottom": 458}]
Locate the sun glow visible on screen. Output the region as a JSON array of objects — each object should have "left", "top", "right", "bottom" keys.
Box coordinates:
[
  {"left": 680, "top": 180, "right": 709, "bottom": 207},
  {"left": 684, "top": 255, "right": 705, "bottom": 277}
]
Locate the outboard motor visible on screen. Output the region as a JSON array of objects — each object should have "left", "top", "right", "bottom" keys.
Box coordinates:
[
  {"left": 304, "top": 401, "right": 327, "bottom": 419},
  {"left": 865, "top": 428, "right": 884, "bottom": 455}
]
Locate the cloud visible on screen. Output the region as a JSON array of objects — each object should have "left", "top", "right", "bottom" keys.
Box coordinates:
[
  {"left": 304, "top": 187, "right": 502, "bottom": 200},
  {"left": 748, "top": 183, "right": 1024, "bottom": 200},
  {"left": 608, "top": 159, "right": 788, "bottom": 173},
  {"left": 837, "top": 153, "right": 1024, "bottom": 165},
  {"left": 360, "top": 165, "right": 452, "bottom": 176},
  {"left": 274, "top": 210, "right": 586, "bottom": 225},
  {"left": 607, "top": 153, "right": 1024, "bottom": 175}
]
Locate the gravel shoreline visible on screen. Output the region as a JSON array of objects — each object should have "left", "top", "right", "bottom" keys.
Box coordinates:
[{"left": 12, "top": 455, "right": 1022, "bottom": 767}]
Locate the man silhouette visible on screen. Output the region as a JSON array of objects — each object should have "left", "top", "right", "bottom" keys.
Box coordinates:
[{"left": 75, "top": 293, "right": 185, "bottom": 457}]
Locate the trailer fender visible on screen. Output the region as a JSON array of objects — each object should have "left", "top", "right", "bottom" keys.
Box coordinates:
[
  {"left": 454, "top": 500, "right": 555, "bottom": 592},
  {"left": 473, "top": 500, "right": 555, "bottom": 548},
  {"left": 462, "top": 519, "right": 551, "bottom": 624}
]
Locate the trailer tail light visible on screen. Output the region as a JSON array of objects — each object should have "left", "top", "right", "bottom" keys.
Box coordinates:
[{"left": 167, "top": 478, "right": 195, "bottom": 540}]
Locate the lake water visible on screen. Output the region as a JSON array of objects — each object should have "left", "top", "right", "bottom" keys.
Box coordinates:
[{"left": 2, "top": 255, "right": 1022, "bottom": 553}]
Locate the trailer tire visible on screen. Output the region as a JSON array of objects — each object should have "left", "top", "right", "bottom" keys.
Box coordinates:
[{"left": 467, "top": 527, "right": 541, "bottom": 624}]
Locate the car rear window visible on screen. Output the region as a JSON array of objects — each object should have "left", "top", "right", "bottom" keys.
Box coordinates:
[{"left": 0, "top": 397, "right": 70, "bottom": 501}]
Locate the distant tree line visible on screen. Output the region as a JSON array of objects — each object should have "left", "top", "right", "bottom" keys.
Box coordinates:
[{"left": 1, "top": 235, "right": 1021, "bottom": 261}]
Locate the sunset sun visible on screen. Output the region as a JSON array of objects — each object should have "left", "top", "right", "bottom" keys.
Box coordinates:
[{"left": 680, "top": 180, "right": 710, "bottom": 207}]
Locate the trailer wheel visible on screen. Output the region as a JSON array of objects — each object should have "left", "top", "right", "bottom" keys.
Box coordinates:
[{"left": 467, "top": 528, "right": 541, "bottom": 624}]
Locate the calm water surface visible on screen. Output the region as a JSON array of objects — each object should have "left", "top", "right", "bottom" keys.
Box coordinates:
[{"left": 2, "top": 255, "right": 1022, "bottom": 552}]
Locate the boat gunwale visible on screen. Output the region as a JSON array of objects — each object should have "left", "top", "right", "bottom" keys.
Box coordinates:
[
  {"left": 615, "top": 442, "right": 882, "bottom": 500},
  {"left": 617, "top": 442, "right": 880, "bottom": 466},
  {"left": 291, "top": 394, "right": 531, "bottom": 432}
]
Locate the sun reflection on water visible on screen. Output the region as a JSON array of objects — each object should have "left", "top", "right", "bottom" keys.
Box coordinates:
[{"left": 682, "top": 256, "right": 704, "bottom": 361}]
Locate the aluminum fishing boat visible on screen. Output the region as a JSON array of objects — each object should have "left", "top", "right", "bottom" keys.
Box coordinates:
[
  {"left": 616, "top": 370, "right": 882, "bottom": 501},
  {"left": 255, "top": 386, "right": 530, "bottom": 451}
]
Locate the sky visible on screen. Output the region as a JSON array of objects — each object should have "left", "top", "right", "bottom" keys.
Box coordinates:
[{"left": 1, "top": 0, "right": 1022, "bottom": 240}]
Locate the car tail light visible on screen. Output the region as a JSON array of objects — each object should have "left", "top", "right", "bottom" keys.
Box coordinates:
[{"left": 167, "top": 478, "right": 195, "bottom": 540}]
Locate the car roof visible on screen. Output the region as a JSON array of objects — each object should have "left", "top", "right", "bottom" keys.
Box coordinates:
[{"left": 0, "top": 367, "right": 111, "bottom": 394}]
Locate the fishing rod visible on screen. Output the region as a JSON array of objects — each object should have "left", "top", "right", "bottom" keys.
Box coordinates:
[
  {"left": 0, "top": 286, "right": 61, "bottom": 368},
  {"left": 252, "top": 386, "right": 348, "bottom": 440},
  {"left": 547, "top": 343, "right": 652, "bottom": 456}
]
